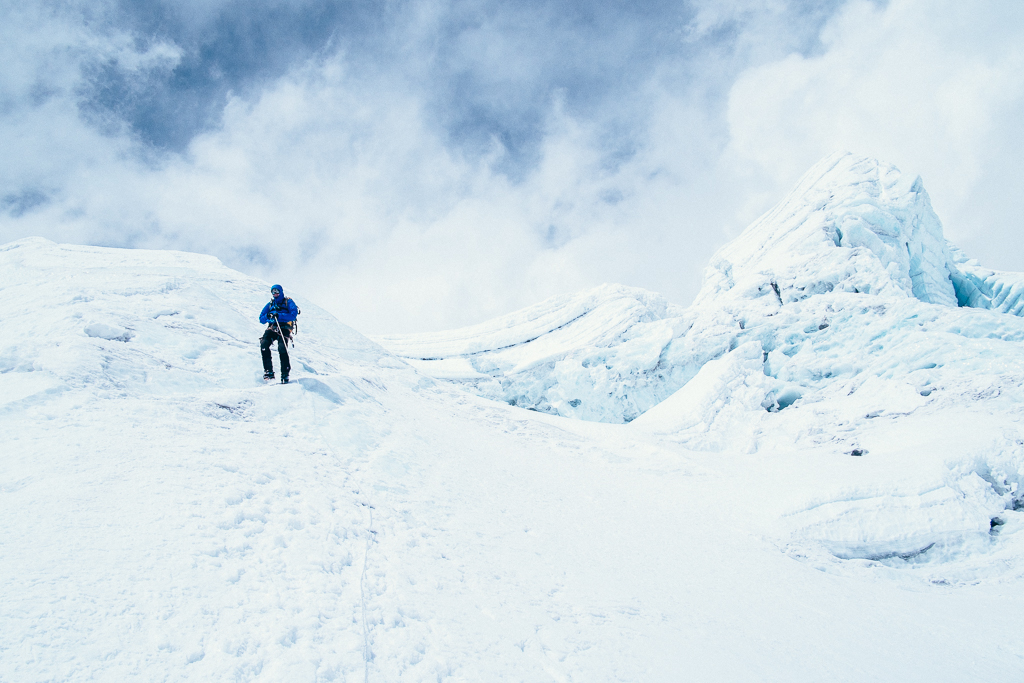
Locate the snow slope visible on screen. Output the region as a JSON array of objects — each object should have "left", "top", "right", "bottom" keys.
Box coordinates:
[{"left": 3, "top": 148, "right": 1024, "bottom": 682}]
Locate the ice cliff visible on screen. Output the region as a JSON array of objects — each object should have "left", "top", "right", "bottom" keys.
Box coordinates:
[{"left": 696, "top": 152, "right": 958, "bottom": 308}]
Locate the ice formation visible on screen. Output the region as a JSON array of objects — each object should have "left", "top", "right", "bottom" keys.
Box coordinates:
[
  {"left": 695, "top": 151, "right": 961, "bottom": 309},
  {"left": 378, "top": 152, "right": 1024, "bottom": 425}
]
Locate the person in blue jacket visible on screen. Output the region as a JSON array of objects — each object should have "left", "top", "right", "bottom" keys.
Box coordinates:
[{"left": 259, "top": 284, "right": 299, "bottom": 383}]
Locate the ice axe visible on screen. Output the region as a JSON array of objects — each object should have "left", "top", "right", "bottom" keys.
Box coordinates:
[{"left": 272, "top": 314, "right": 292, "bottom": 348}]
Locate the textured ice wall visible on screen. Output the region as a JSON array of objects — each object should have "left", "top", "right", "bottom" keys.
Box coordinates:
[
  {"left": 948, "top": 245, "right": 1024, "bottom": 316},
  {"left": 695, "top": 151, "right": 958, "bottom": 309}
]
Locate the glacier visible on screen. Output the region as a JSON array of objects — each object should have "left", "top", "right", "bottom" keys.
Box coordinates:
[
  {"left": 2, "top": 152, "right": 1024, "bottom": 681},
  {"left": 377, "top": 150, "right": 1024, "bottom": 566},
  {"left": 377, "top": 152, "right": 1024, "bottom": 426}
]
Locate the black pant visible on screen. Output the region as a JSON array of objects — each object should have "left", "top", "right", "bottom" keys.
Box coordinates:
[{"left": 261, "top": 326, "right": 291, "bottom": 377}]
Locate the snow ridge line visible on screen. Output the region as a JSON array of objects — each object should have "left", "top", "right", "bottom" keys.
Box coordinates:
[
  {"left": 778, "top": 484, "right": 951, "bottom": 517},
  {"left": 404, "top": 310, "right": 592, "bottom": 360}
]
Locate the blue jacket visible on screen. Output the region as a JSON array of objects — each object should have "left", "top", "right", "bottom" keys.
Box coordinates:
[{"left": 260, "top": 286, "right": 299, "bottom": 324}]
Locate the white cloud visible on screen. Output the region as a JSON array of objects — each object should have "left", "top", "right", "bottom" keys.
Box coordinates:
[
  {"left": 0, "top": 39, "right": 741, "bottom": 333},
  {"left": 4, "top": 0, "right": 1023, "bottom": 335}
]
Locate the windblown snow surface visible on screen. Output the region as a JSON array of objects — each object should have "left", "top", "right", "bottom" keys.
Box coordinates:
[{"left": 3, "top": 152, "right": 1024, "bottom": 681}]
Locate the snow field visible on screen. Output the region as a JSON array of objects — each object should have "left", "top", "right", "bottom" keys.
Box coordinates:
[
  {"left": 2, "top": 390, "right": 368, "bottom": 680},
  {"left": 324, "top": 383, "right": 1024, "bottom": 681},
  {"left": 8, "top": 376, "right": 1022, "bottom": 681},
  {"left": 5, "top": 146, "right": 1024, "bottom": 682}
]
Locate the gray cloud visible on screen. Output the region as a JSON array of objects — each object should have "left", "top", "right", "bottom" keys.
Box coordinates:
[
  {"left": 5, "top": 0, "right": 1019, "bottom": 337},
  {"left": 62, "top": 0, "right": 840, "bottom": 162},
  {"left": 77, "top": 0, "right": 386, "bottom": 149}
]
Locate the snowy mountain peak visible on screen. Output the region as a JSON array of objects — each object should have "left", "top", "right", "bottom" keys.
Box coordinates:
[{"left": 695, "top": 151, "right": 958, "bottom": 310}]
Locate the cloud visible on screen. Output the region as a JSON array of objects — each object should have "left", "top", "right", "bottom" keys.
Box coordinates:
[
  {"left": 84, "top": 0, "right": 390, "bottom": 149},
  {"left": 11, "top": 0, "right": 1022, "bottom": 336}
]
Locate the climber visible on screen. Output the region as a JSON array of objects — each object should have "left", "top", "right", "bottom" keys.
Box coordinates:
[{"left": 259, "top": 284, "right": 300, "bottom": 383}]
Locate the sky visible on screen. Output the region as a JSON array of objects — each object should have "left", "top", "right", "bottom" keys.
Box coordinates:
[{"left": 1, "top": 0, "right": 1023, "bottom": 334}]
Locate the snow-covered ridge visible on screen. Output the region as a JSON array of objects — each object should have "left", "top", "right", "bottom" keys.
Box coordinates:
[
  {"left": 377, "top": 283, "right": 683, "bottom": 359},
  {"left": 376, "top": 284, "right": 693, "bottom": 422},
  {"left": 0, "top": 237, "right": 394, "bottom": 396}
]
